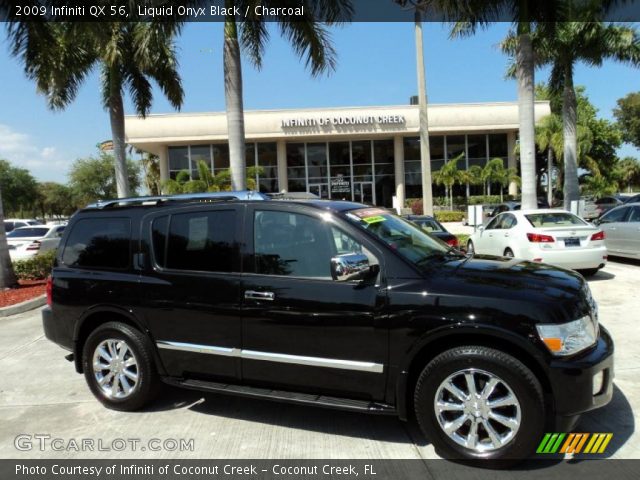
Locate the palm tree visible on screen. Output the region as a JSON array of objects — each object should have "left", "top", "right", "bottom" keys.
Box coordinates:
[
  {"left": 460, "top": 164, "right": 484, "bottom": 196},
  {"left": 432, "top": 153, "right": 464, "bottom": 209},
  {"left": 221, "top": 1, "right": 352, "bottom": 190},
  {"left": 617, "top": 157, "right": 640, "bottom": 192},
  {"left": 481, "top": 158, "right": 507, "bottom": 197},
  {"left": 0, "top": 182, "right": 18, "bottom": 289},
  {"left": 7, "top": 22, "right": 184, "bottom": 198},
  {"left": 447, "top": 1, "right": 557, "bottom": 210},
  {"left": 521, "top": 19, "right": 640, "bottom": 209}
]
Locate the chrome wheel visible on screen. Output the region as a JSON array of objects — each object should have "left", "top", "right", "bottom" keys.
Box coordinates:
[
  {"left": 92, "top": 339, "right": 139, "bottom": 399},
  {"left": 434, "top": 368, "right": 521, "bottom": 453},
  {"left": 467, "top": 241, "right": 475, "bottom": 254},
  {"left": 504, "top": 249, "right": 514, "bottom": 258}
]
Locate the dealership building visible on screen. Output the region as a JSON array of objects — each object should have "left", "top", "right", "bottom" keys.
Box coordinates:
[{"left": 125, "top": 101, "right": 551, "bottom": 208}]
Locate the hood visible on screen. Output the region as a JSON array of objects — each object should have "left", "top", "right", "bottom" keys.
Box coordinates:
[{"left": 424, "top": 253, "right": 590, "bottom": 324}]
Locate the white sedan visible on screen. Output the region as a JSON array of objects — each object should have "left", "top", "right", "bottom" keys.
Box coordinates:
[
  {"left": 6, "top": 225, "right": 66, "bottom": 261},
  {"left": 466, "top": 209, "right": 607, "bottom": 275}
]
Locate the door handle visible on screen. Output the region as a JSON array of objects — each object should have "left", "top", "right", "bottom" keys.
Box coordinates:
[
  {"left": 504, "top": 233, "right": 510, "bottom": 237},
  {"left": 244, "top": 290, "right": 275, "bottom": 301}
]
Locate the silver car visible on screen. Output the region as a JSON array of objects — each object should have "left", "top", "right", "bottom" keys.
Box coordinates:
[{"left": 594, "top": 202, "right": 640, "bottom": 259}]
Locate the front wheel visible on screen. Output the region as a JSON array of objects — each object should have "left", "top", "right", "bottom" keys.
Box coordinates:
[
  {"left": 466, "top": 241, "right": 475, "bottom": 255},
  {"left": 414, "top": 346, "right": 544, "bottom": 466},
  {"left": 82, "top": 321, "right": 160, "bottom": 411}
]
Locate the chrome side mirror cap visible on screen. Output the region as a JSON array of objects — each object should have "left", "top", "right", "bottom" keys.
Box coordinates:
[{"left": 330, "top": 252, "right": 377, "bottom": 282}]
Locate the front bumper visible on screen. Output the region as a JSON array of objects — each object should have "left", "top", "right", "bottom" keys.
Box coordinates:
[{"left": 547, "top": 325, "right": 614, "bottom": 416}]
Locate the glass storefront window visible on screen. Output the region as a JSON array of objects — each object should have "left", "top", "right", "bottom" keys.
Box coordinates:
[
  {"left": 287, "top": 143, "right": 305, "bottom": 167},
  {"left": 213, "top": 144, "right": 230, "bottom": 170},
  {"left": 168, "top": 146, "right": 189, "bottom": 179},
  {"left": 373, "top": 140, "right": 394, "bottom": 165},
  {"left": 489, "top": 133, "right": 508, "bottom": 159},
  {"left": 306, "top": 143, "right": 328, "bottom": 178},
  {"left": 403, "top": 137, "right": 420, "bottom": 161},
  {"left": 190, "top": 146, "right": 212, "bottom": 179},
  {"left": 446, "top": 135, "right": 465, "bottom": 160},
  {"left": 430, "top": 136, "right": 445, "bottom": 160},
  {"left": 352, "top": 140, "right": 372, "bottom": 165},
  {"left": 329, "top": 142, "right": 350, "bottom": 166}
]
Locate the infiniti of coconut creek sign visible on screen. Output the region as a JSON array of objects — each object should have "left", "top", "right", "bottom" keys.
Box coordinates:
[{"left": 281, "top": 114, "right": 406, "bottom": 128}]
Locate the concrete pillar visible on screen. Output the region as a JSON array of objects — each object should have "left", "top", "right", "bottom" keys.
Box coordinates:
[
  {"left": 507, "top": 131, "right": 518, "bottom": 197},
  {"left": 277, "top": 140, "right": 288, "bottom": 193},
  {"left": 394, "top": 136, "right": 405, "bottom": 211},
  {"left": 158, "top": 146, "right": 169, "bottom": 194}
]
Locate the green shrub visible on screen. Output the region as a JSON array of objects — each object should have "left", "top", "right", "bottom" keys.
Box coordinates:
[
  {"left": 12, "top": 249, "right": 56, "bottom": 280},
  {"left": 435, "top": 210, "right": 465, "bottom": 222}
]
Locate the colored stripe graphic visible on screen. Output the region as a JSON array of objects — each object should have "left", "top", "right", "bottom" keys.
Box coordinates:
[
  {"left": 560, "top": 433, "right": 589, "bottom": 454},
  {"left": 539, "top": 433, "right": 613, "bottom": 455},
  {"left": 537, "top": 433, "right": 565, "bottom": 453}
]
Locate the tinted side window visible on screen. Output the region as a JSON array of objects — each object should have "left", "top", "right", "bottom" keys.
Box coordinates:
[
  {"left": 62, "top": 218, "right": 131, "bottom": 269},
  {"left": 486, "top": 216, "right": 503, "bottom": 230},
  {"left": 502, "top": 214, "right": 517, "bottom": 229},
  {"left": 628, "top": 207, "right": 640, "bottom": 222},
  {"left": 166, "top": 210, "right": 237, "bottom": 272},
  {"left": 601, "top": 207, "right": 629, "bottom": 223},
  {"left": 151, "top": 216, "right": 169, "bottom": 268},
  {"left": 254, "top": 210, "right": 334, "bottom": 278}
]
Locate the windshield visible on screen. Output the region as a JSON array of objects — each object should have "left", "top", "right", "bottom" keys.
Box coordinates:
[
  {"left": 7, "top": 227, "right": 49, "bottom": 238},
  {"left": 344, "top": 208, "right": 451, "bottom": 266},
  {"left": 525, "top": 212, "right": 588, "bottom": 228}
]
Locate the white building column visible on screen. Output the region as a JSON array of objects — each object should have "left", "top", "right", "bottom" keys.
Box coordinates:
[
  {"left": 394, "top": 136, "right": 405, "bottom": 211},
  {"left": 507, "top": 131, "right": 518, "bottom": 197},
  {"left": 277, "top": 140, "right": 288, "bottom": 193},
  {"left": 158, "top": 146, "right": 169, "bottom": 194}
]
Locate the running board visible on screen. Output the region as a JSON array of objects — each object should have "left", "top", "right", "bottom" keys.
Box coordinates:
[{"left": 164, "top": 377, "right": 396, "bottom": 415}]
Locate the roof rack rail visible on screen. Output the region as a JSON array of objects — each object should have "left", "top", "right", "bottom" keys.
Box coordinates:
[
  {"left": 86, "top": 190, "right": 269, "bottom": 209},
  {"left": 267, "top": 191, "right": 320, "bottom": 200}
]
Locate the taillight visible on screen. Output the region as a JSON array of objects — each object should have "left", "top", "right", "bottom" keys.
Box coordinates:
[
  {"left": 26, "top": 240, "right": 41, "bottom": 251},
  {"left": 446, "top": 237, "right": 459, "bottom": 247},
  {"left": 591, "top": 231, "right": 606, "bottom": 241},
  {"left": 46, "top": 276, "right": 53, "bottom": 306},
  {"left": 527, "top": 233, "right": 555, "bottom": 243}
]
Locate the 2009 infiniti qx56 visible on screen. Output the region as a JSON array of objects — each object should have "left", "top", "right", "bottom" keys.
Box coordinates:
[{"left": 42, "top": 192, "right": 613, "bottom": 464}]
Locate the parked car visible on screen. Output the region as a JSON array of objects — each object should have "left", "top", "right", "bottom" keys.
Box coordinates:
[
  {"left": 43, "top": 193, "right": 612, "bottom": 464},
  {"left": 622, "top": 193, "right": 640, "bottom": 205},
  {"left": 582, "top": 196, "right": 625, "bottom": 220},
  {"left": 405, "top": 215, "right": 459, "bottom": 247},
  {"left": 467, "top": 209, "right": 607, "bottom": 276},
  {"left": 3, "top": 218, "right": 41, "bottom": 233},
  {"left": 487, "top": 199, "right": 549, "bottom": 218},
  {"left": 6, "top": 225, "right": 66, "bottom": 261},
  {"left": 593, "top": 202, "right": 640, "bottom": 259}
]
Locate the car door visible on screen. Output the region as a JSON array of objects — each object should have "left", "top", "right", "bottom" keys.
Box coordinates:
[
  {"left": 599, "top": 206, "right": 630, "bottom": 253},
  {"left": 476, "top": 215, "right": 504, "bottom": 254},
  {"left": 495, "top": 213, "right": 518, "bottom": 256},
  {"left": 240, "top": 204, "right": 388, "bottom": 400},
  {"left": 618, "top": 206, "right": 640, "bottom": 256},
  {"left": 139, "top": 205, "right": 244, "bottom": 381}
]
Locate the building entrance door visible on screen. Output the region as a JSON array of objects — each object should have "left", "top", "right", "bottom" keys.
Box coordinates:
[
  {"left": 354, "top": 182, "right": 375, "bottom": 205},
  {"left": 309, "top": 183, "right": 329, "bottom": 199}
]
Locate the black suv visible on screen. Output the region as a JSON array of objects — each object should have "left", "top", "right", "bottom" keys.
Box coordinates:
[{"left": 43, "top": 192, "right": 613, "bottom": 463}]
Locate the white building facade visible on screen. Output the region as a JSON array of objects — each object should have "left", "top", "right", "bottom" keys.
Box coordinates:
[{"left": 125, "top": 101, "right": 550, "bottom": 207}]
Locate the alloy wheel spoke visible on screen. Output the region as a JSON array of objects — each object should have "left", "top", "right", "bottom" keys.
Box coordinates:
[
  {"left": 481, "top": 378, "right": 499, "bottom": 399},
  {"left": 444, "top": 381, "right": 468, "bottom": 402},
  {"left": 464, "top": 372, "right": 478, "bottom": 397},
  {"left": 482, "top": 419, "right": 503, "bottom": 449},
  {"left": 123, "top": 368, "right": 138, "bottom": 381},
  {"left": 487, "top": 394, "right": 518, "bottom": 409},
  {"left": 119, "top": 374, "right": 132, "bottom": 395},
  {"left": 444, "top": 413, "right": 469, "bottom": 434},
  {"left": 466, "top": 420, "right": 479, "bottom": 449},
  {"left": 436, "top": 400, "right": 465, "bottom": 412},
  {"left": 488, "top": 411, "right": 519, "bottom": 430},
  {"left": 99, "top": 372, "right": 113, "bottom": 386},
  {"left": 98, "top": 346, "right": 112, "bottom": 363}
]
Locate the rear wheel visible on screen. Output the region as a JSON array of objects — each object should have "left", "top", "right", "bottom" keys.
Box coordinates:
[
  {"left": 503, "top": 248, "right": 514, "bottom": 258},
  {"left": 414, "top": 346, "right": 544, "bottom": 466},
  {"left": 466, "top": 241, "right": 475, "bottom": 255},
  {"left": 579, "top": 268, "right": 599, "bottom": 277},
  {"left": 82, "top": 322, "right": 160, "bottom": 411}
]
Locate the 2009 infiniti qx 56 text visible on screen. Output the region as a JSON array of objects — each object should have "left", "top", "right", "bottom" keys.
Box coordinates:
[{"left": 42, "top": 192, "right": 613, "bottom": 464}]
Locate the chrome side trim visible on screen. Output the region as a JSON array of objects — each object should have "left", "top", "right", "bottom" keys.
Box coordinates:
[
  {"left": 156, "top": 341, "right": 240, "bottom": 357},
  {"left": 156, "top": 341, "right": 383, "bottom": 373}
]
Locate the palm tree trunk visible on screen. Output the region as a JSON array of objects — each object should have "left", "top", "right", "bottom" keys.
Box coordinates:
[
  {"left": 0, "top": 184, "right": 18, "bottom": 289},
  {"left": 562, "top": 66, "right": 579, "bottom": 210},
  {"left": 224, "top": 9, "right": 246, "bottom": 191},
  {"left": 547, "top": 148, "right": 554, "bottom": 206},
  {"left": 109, "top": 82, "right": 130, "bottom": 198},
  {"left": 516, "top": 30, "right": 537, "bottom": 210},
  {"left": 488, "top": 182, "right": 491, "bottom": 197},
  {"left": 415, "top": 10, "right": 433, "bottom": 216}
]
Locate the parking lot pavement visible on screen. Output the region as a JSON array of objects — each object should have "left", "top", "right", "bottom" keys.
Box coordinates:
[{"left": 0, "top": 258, "right": 638, "bottom": 460}]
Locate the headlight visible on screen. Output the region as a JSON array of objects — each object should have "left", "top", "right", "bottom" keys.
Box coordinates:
[{"left": 536, "top": 316, "right": 597, "bottom": 356}]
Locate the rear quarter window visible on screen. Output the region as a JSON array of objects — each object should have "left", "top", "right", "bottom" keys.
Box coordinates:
[{"left": 62, "top": 217, "right": 131, "bottom": 269}]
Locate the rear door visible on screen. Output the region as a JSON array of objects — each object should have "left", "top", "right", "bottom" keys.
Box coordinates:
[
  {"left": 477, "top": 215, "right": 504, "bottom": 254},
  {"left": 139, "top": 205, "right": 244, "bottom": 381},
  {"left": 240, "top": 204, "right": 388, "bottom": 400},
  {"left": 618, "top": 206, "right": 640, "bottom": 256}
]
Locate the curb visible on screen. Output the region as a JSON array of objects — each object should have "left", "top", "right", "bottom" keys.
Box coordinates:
[{"left": 0, "top": 294, "right": 46, "bottom": 318}]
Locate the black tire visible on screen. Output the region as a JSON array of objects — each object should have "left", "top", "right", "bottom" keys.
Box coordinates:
[
  {"left": 414, "top": 346, "right": 544, "bottom": 467},
  {"left": 467, "top": 241, "right": 475, "bottom": 255},
  {"left": 503, "top": 248, "right": 514, "bottom": 258},
  {"left": 579, "top": 268, "right": 599, "bottom": 277},
  {"left": 82, "top": 321, "right": 160, "bottom": 411}
]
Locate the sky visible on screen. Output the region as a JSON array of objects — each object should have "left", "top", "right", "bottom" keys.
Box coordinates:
[{"left": 0, "top": 21, "right": 638, "bottom": 183}]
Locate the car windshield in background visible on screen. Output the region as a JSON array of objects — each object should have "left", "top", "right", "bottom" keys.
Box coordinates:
[
  {"left": 413, "top": 219, "right": 444, "bottom": 233},
  {"left": 525, "top": 213, "right": 587, "bottom": 228},
  {"left": 6, "top": 227, "right": 49, "bottom": 238},
  {"left": 345, "top": 208, "right": 450, "bottom": 266}
]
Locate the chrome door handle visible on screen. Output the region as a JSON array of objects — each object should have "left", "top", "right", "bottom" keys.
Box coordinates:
[
  {"left": 504, "top": 233, "right": 510, "bottom": 237},
  {"left": 244, "top": 290, "right": 275, "bottom": 301}
]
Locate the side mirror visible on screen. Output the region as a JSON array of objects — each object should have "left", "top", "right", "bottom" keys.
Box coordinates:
[
  {"left": 477, "top": 225, "right": 485, "bottom": 232},
  {"left": 330, "top": 252, "right": 377, "bottom": 282}
]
